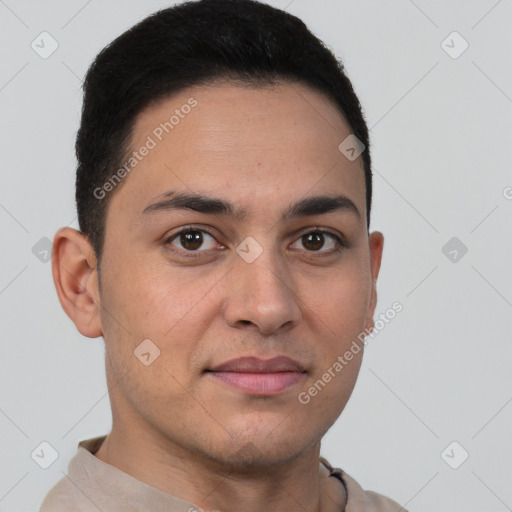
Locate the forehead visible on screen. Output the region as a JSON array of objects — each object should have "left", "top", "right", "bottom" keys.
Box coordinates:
[{"left": 108, "top": 81, "right": 366, "bottom": 225}]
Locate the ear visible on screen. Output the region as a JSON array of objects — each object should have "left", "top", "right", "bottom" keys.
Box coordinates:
[
  {"left": 51, "top": 227, "right": 103, "bottom": 338},
  {"left": 364, "top": 231, "right": 384, "bottom": 334}
]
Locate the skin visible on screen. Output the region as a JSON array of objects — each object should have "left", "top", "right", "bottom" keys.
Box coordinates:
[{"left": 52, "top": 81, "right": 384, "bottom": 512}]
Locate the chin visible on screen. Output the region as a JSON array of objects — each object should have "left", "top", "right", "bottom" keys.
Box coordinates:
[{"left": 207, "top": 429, "right": 313, "bottom": 470}]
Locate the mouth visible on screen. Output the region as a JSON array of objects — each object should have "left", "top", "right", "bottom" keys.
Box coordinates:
[{"left": 205, "top": 356, "right": 307, "bottom": 396}]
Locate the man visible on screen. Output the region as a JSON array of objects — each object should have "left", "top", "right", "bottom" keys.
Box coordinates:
[{"left": 41, "top": 0, "right": 407, "bottom": 510}]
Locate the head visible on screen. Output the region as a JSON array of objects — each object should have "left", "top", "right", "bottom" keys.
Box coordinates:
[{"left": 53, "top": 0, "right": 383, "bottom": 469}]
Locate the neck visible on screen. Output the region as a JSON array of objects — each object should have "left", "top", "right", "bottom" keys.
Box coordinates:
[{"left": 94, "top": 418, "right": 345, "bottom": 512}]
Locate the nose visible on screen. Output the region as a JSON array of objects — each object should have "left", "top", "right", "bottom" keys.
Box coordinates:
[{"left": 223, "top": 243, "right": 302, "bottom": 335}]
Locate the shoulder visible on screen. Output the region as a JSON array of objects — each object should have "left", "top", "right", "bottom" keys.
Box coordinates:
[
  {"left": 39, "top": 475, "right": 88, "bottom": 512},
  {"left": 39, "top": 436, "right": 108, "bottom": 512},
  {"left": 320, "top": 457, "right": 408, "bottom": 512},
  {"left": 340, "top": 470, "right": 408, "bottom": 512}
]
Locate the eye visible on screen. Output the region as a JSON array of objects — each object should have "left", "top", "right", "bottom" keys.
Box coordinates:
[
  {"left": 164, "top": 226, "right": 345, "bottom": 258},
  {"left": 290, "top": 229, "right": 345, "bottom": 254},
  {"left": 165, "top": 227, "right": 222, "bottom": 255}
]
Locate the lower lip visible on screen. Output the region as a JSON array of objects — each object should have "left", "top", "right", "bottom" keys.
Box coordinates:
[{"left": 208, "top": 371, "right": 306, "bottom": 395}]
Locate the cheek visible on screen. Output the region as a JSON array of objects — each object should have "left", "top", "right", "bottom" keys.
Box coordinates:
[
  {"left": 306, "top": 260, "right": 371, "bottom": 337},
  {"left": 113, "top": 356, "right": 208, "bottom": 438},
  {"left": 99, "top": 259, "right": 219, "bottom": 385},
  {"left": 100, "top": 253, "right": 204, "bottom": 338},
  {"left": 298, "top": 260, "right": 369, "bottom": 413},
  {"left": 295, "top": 353, "right": 362, "bottom": 440}
]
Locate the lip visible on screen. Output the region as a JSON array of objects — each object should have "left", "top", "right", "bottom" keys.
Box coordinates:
[
  {"left": 206, "top": 356, "right": 307, "bottom": 396},
  {"left": 208, "top": 356, "right": 305, "bottom": 373}
]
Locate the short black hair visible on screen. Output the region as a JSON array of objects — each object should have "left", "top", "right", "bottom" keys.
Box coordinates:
[{"left": 76, "top": 0, "right": 372, "bottom": 265}]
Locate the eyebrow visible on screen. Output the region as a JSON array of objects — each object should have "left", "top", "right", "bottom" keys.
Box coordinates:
[{"left": 140, "top": 190, "right": 362, "bottom": 222}]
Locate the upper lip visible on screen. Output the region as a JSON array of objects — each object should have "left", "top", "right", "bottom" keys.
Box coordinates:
[{"left": 208, "top": 356, "right": 306, "bottom": 373}]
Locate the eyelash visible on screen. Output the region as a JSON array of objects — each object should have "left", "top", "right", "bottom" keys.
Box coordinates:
[{"left": 163, "top": 225, "right": 346, "bottom": 258}]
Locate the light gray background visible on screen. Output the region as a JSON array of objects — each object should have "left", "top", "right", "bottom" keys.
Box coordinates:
[{"left": 1, "top": 1, "right": 511, "bottom": 511}]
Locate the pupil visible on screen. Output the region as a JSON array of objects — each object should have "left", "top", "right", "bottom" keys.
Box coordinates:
[
  {"left": 304, "top": 232, "right": 323, "bottom": 251},
  {"left": 182, "top": 231, "right": 202, "bottom": 250}
]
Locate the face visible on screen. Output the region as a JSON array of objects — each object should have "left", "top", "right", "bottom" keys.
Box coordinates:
[{"left": 92, "top": 81, "right": 383, "bottom": 466}]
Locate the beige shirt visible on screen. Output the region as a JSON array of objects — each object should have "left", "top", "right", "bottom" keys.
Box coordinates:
[{"left": 39, "top": 436, "right": 408, "bottom": 512}]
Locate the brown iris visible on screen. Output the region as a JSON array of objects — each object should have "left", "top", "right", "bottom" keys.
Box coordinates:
[
  {"left": 302, "top": 231, "right": 325, "bottom": 251},
  {"left": 180, "top": 230, "right": 203, "bottom": 250}
]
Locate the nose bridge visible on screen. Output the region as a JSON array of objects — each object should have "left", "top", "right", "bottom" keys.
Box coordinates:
[
  {"left": 240, "top": 237, "right": 287, "bottom": 295},
  {"left": 224, "top": 234, "right": 301, "bottom": 333}
]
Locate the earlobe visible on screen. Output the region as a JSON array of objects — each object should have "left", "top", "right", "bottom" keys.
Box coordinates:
[
  {"left": 364, "top": 231, "right": 384, "bottom": 334},
  {"left": 51, "top": 227, "right": 103, "bottom": 338}
]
